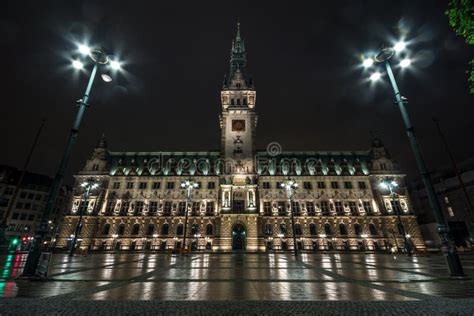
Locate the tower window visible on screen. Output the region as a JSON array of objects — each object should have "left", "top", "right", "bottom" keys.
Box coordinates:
[
  {"left": 243, "top": 98, "right": 247, "bottom": 105},
  {"left": 231, "top": 99, "right": 235, "bottom": 105},
  {"left": 447, "top": 206, "right": 455, "bottom": 217},
  {"left": 236, "top": 98, "right": 241, "bottom": 105}
]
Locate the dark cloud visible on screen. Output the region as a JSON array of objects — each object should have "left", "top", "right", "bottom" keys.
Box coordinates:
[{"left": 2, "top": 0, "right": 473, "bottom": 185}]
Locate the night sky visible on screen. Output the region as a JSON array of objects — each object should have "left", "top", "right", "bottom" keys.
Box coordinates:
[{"left": 2, "top": 0, "right": 473, "bottom": 185}]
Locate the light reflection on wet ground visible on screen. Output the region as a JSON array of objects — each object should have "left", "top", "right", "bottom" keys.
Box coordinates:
[{"left": 0, "top": 252, "right": 473, "bottom": 300}]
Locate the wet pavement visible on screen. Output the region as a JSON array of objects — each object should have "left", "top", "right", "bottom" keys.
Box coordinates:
[{"left": 0, "top": 252, "right": 474, "bottom": 314}]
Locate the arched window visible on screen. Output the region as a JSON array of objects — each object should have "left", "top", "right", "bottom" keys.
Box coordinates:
[
  {"left": 146, "top": 224, "right": 155, "bottom": 236},
  {"left": 191, "top": 224, "right": 199, "bottom": 235},
  {"left": 117, "top": 223, "right": 125, "bottom": 235},
  {"left": 324, "top": 223, "right": 332, "bottom": 236},
  {"left": 176, "top": 224, "right": 184, "bottom": 235},
  {"left": 264, "top": 224, "right": 273, "bottom": 236},
  {"left": 280, "top": 223, "right": 287, "bottom": 235},
  {"left": 206, "top": 224, "right": 213, "bottom": 236},
  {"left": 309, "top": 223, "right": 317, "bottom": 236},
  {"left": 102, "top": 223, "right": 110, "bottom": 235},
  {"left": 294, "top": 223, "right": 302, "bottom": 236},
  {"left": 161, "top": 223, "right": 169, "bottom": 235},
  {"left": 131, "top": 224, "right": 140, "bottom": 235},
  {"left": 369, "top": 223, "right": 378, "bottom": 235},
  {"left": 354, "top": 223, "right": 361, "bottom": 236},
  {"left": 339, "top": 223, "right": 348, "bottom": 235}
]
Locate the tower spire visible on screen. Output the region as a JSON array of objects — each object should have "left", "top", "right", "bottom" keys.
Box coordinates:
[
  {"left": 229, "top": 21, "right": 246, "bottom": 81},
  {"left": 236, "top": 20, "right": 241, "bottom": 40}
]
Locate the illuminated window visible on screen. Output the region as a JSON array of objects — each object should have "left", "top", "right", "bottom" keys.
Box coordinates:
[{"left": 448, "top": 206, "right": 455, "bottom": 217}]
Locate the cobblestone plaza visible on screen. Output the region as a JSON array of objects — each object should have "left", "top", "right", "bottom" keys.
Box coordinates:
[{"left": 1, "top": 253, "right": 474, "bottom": 314}]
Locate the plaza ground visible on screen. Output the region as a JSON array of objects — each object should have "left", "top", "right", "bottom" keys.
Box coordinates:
[{"left": 0, "top": 252, "right": 474, "bottom": 314}]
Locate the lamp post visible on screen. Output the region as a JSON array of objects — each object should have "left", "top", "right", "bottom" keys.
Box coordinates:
[
  {"left": 362, "top": 43, "right": 465, "bottom": 276},
  {"left": 180, "top": 179, "right": 199, "bottom": 254},
  {"left": 380, "top": 177, "right": 412, "bottom": 256},
  {"left": 21, "top": 45, "right": 122, "bottom": 277},
  {"left": 281, "top": 179, "right": 299, "bottom": 258},
  {"left": 69, "top": 179, "right": 99, "bottom": 256}
]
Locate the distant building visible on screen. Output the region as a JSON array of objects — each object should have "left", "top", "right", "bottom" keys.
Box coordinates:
[
  {"left": 0, "top": 165, "right": 71, "bottom": 249},
  {"left": 56, "top": 24, "right": 426, "bottom": 254},
  {"left": 410, "top": 158, "right": 474, "bottom": 249}
]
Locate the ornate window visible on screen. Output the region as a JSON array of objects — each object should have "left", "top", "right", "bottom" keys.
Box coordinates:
[
  {"left": 280, "top": 223, "right": 287, "bottom": 235},
  {"left": 102, "top": 224, "right": 110, "bottom": 235},
  {"left": 354, "top": 223, "right": 361, "bottom": 236},
  {"left": 324, "top": 223, "right": 332, "bottom": 236},
  {"left": 294, "top": 224, "right": 302, "bottom": 236},
  {"left": 131, "top": 224, "right": 140, "bottom": 235},
  {"left": 176, "top": 224, "right": 184, "bottom": 235},
  {"left": 146, "top": 224, "right": 155, "bottom": 236},
  {"left": 206, "top": 224, "right": 213, "bottom": 236},
  {"left": 263, "top": 202, "right": 272, "bottom": 216},
  {"left": 161, "top": 224, "right": 169, "bottom": 235},
  {"left": 306, "top": 202, "right": 315, "bottom": 216},
  {"left": 349, "top": 201, "right": 358, "bottom": 215},
  {"left": 191, "top": 224, "right": 199, "bottom": 235},
  {"left": 117, "top": 223, "right": 125, "bottom": 235},
  {"left": 369, "top": 223, "right": 378, "bottom": 235},
  {"left": 309, "top": 223, "right": 317, "bottom": 236},
  {"left": 264, "top": 224, "right": 273, "bottom": 236},
  {"left": 363, "top": 201, "right": 373, "bottom": 215},
  {"left": 339, "top": 223, "right": 348, "bottom": 235},
  {"left": 335, "top": 201, "right": 344, "bottom": 215},
  {"left": 149, "top": 201, "right": 158, "bottom": 215}
]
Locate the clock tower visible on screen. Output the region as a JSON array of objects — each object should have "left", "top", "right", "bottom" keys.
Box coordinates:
[{"left": 219, "top": 22, "right": 257, "bottom": 179}]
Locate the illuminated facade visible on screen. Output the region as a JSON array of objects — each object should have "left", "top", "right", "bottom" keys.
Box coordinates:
[{"left": 56, "top": 25, "right": 425, "bottom": 253}]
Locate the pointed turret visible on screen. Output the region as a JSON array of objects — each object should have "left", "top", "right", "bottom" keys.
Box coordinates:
[{"left": 228, "top": 22, "right": 248, "bottom": 84}]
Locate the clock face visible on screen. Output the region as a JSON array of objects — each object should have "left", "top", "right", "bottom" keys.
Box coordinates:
[{"left": 232, "top": 120, "right": 245, "bottom": 132}]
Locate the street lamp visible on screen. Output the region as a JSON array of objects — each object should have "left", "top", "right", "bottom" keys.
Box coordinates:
[
  {"left": 69, "top": 178, "right": 99, "bottom": 256},
  {"left": 21, "top": 44, "right": 124, "bottom": 277},
  {"left": 380, "top": 177, "right": 412, "bottom": 256},
  {"left": 361, "top": 42, "right": 465, "bottom": 277},
  {"left": 280, "top": 179, "right": 299, "bottom": 258},
  {"left": 180, "top": 179, "right": 199, "bottom": 254}
]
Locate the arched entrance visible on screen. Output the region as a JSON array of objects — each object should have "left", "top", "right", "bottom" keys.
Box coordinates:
[{"left": 232, "top": 224, "right": 246, "bottom": 251}]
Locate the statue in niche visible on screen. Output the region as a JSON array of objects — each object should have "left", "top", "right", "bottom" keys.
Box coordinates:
[
  {"left": 234, "top": 160, "right": 245, "bottom": 174},
  {"left": 233, "top": 136, "right": 243, "bottom": 154}
]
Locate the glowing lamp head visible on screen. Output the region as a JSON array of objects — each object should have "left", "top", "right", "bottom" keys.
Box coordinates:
[
  {"left": 72, "top": 60, "right": 84, "bottom": 70},
  {"left": 400, "top": 58, "right": 411, "bottom": 68},
  {"left": 101, "top": 74, "right": 113, "bottom": 82},
  {"left": 370, "top": 72, "right": 381, "bottom": 81},
  {"left": 363, "top": 58, "right": 374, "bottom": 68},
  {"left": 393, "top": 41, "right": 406, "bottom": 52},
  {"left": 78, "top": 44, "right": 91, "bottom": 55},
  {"left": 110, "top": 60, "right": 121, "bottom": 70}
]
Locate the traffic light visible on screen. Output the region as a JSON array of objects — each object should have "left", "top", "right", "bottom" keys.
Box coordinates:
[
  {"left": 10, "top": 238, "right": 19, "bottom": 247},
  {"left": 21, "top": 236, "right": 28, "bottom": 244}
]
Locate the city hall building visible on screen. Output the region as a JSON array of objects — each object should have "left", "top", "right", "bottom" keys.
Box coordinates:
[{"left": 56, "top": 25, "right": 425, "bottom": 253}]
